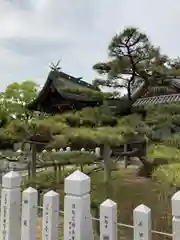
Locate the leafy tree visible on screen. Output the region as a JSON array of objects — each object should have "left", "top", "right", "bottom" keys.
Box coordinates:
[
  {"left": 93, "top": 27, "right": 170, "bottom": 101},
  {"left": 0, "top": 81, "right": 39, "bottom": 178},
  {"left": 1, "top": 80, "right": 38, "bottom": 122}
]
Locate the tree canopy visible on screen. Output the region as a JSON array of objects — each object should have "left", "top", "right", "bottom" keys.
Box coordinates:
[
  {"left": 0, "top": 26, "right": 180, "bottom": 152},
  {"left": 93, "top": 27, "right": 173, "bottom": 101},
  {"left": 0, "top": 81, "right": 38, "bottom": 121}
]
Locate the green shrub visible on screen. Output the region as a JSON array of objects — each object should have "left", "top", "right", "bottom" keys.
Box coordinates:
[
  {"left": 148, "top": 144, "right": 180, "bottom": 163},
  {"left": 152, "top": 164, "right": 180, "bottom": 188},
  {"left": 21, "top": 170, "right": 56, "bottom": 189},
  {"left": 52, "top": 151, "right": 99, "bottom": 164},
  {"left": 42, "top": 150, "right": 100, "bottom": 165},
  {"left": 22, "top": 167, "right": 77, "bottom": 189}
]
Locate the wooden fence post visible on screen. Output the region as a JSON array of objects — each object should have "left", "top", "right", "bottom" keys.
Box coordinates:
[
  {"left": 172, "top": 191, "right": 180, "bottom": 240},
  {"left": 100, "top": 199, "right": 117, "bottom": 240},
  {"left": 133, "top": 204, "right": 152, "bottom": 240},
  {"left": 42, "top": 190, "right": 60, "bottom": 240},
  {"left": 21, "top": 187, "right": 38, "bottom": 240},
  {"left": 64, "top": 170, "right": 93, "bottom": 240},
  {"left": 0, "top": 171, "right": 21, "bottom": 240}
]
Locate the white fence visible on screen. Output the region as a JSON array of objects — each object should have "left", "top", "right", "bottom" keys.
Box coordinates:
[{"left": 0, "top": 170, "right": 179, "bottom": 240}]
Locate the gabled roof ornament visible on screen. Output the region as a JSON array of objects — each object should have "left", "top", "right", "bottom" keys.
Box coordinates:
[{"left": 49, "top": 60, "right": 61, "bottom": 72}]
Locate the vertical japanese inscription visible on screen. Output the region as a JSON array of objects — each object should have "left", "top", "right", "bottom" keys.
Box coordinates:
[
  {"left": 23, "top": 199, "right": 28, "bottom": 227},
  {"left": 68, "top": 204, "right": 76, "bottom": 240},
  {"left": 2, "top": 193, "right": 8, "bottom": 240},
  {"left": 103, "top": 215, "right": 109, "bottom": 240},
  {"left": 138, "top": 221, "right": 144, "bottom": 239},
  {"left": 104, "top": 215, "right": 108, "bottom": 229},
  {"left": 71, "top": 204, "right": 76, "bottom": 240},
  {"left": 44, "top": 204, "right": 49, "bottom": 240}
]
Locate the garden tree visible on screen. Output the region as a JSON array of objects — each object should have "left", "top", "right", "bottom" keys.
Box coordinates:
[
  {"left": 51, "top": 128, "right": 145, "bottom": 195},
  {"left": 0, "top": 81, "right": 39, "bottom": 142},
  {"left": 63, "top": 106, "right": 117, "bottom": 128},
  {"left": 1, "top": 80, "right": 38, "bottom": 122},
  {"left": 48, "top": 102, "right": 180, "bottom": 180},
  {"left": 0, "top": 79, "right": 137, "bottom": 185},
  {"left": 0, "top": 80, "right": 40, "bottom": 178},
  {"left": 93, "top": 27, "right": 170, "bottom": 103},
  {"left": 48, "top": 108, "right": 152, "bottom": 196},
  {"left": 19, "top": 103, "right": 153, "bottom": 183}
]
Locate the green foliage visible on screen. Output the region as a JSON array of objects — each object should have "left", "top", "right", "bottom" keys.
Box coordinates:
[
  {"left": 145, "top": 103, "right": 180, "bottom": 116},
  {"left": 152, "top": 164, "right": 180, "bottom": 188},
  {"left": 143, "top": 103, "right": 180, "bottom": 141},
  {"left": 50, "top": 126, "right": 125, "bottom": 149},
  {"left": 0, "top": 128, "right": 15, "bottom": 142},
  {"left": 47, "top": 108, "right": 151, "bottom": 148},
  {"left": 31, "top": 116, "right": 67, "bottom": 135},
  {"left": 3, "top": 81, "right": 37, "bottom": 102},
  {"left": 47, "top": 151, "right": 99, "bottom": 165},
  {"left": 3, "top": 120, "right": 27, "bottom": 140},
  {"left": 22, "top": 169, "right": 60, "bottom": 189},
  {"left": 59, "top": 87, "right": 114, "bottom": 99},
  {"left": 148, "top": 144, "right": 180, "bottom": 163},
  {"left": 93, "top": 27, "right": 170, "bottom": 101},
  {"left": 63, "top": 106, "right": 117, "bottom": 127},
  {"left": 1, "top": 81, "right": 38, "bottom": 121},
  {"left": 117, "top": 113, "right": 152, "bottom": 140}
]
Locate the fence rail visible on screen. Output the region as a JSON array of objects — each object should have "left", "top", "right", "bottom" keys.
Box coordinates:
[
  {"left": 0, "top": 169, "right": 178, "bottom": 240},
  {"left": 36, "top": 205, "right": 173, "bottom": 238}
]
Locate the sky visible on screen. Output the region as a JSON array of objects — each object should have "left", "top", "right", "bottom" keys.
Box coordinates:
[{"left": 0, "top": 0, "right": 180, "bottom": 91}]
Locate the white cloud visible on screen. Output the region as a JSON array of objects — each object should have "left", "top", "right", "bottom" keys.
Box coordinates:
[{"left": 0, "top": 0, "right": 180, "bottom": 91}]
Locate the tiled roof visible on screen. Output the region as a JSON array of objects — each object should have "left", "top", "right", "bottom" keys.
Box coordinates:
[
  {"left": 172, "top": 78, "right": 180, "bottom": 89},
  {"left": 133, "top": 93, "right": 180, "bottom": 107}
]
